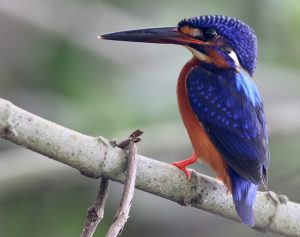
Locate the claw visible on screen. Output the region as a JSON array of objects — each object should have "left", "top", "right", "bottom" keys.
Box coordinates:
[
  {"left": 171, "top": 153, "right": 197, "bottom": 181},
  {"left": 171, "top": 161, "right": 192, "bottom": 180}
]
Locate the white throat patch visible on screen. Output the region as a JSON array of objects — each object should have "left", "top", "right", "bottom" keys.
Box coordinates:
[
  {"left": 185, "top": 46, "right": 241, "bottom": 70},
  {"left": 185, "top": 46, "right": 212, "bottom": 64}
]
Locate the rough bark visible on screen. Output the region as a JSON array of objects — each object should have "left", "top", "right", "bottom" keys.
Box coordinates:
[{"left": 0, "top": 98, "right": 299, "bottom": 237}]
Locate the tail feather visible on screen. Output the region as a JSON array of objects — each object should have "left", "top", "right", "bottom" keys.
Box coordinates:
[{"left": 229, "top": 168, "right": 258, "bottom": 227}]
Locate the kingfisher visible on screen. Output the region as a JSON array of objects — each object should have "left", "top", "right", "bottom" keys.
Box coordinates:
[{"left": 100, "top": 15, "right": 270, "bottom": 227}]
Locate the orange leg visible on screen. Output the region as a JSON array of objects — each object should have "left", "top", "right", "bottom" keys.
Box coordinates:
[{"left": 171, "top": 153, "right": 197, "bottom": 180}]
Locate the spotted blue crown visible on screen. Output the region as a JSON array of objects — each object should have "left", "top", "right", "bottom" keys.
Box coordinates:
[{"left": 178, "top": 15, "right": 257, "bottom": 76}]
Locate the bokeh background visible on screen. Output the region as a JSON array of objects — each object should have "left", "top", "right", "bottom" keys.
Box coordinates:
[{"left": 0, "top": 0, "right": 300, "bottom": 236}]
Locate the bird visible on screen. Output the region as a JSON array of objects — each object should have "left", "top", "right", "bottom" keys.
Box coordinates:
[{"left": 100, "top": 15, "right": 270, "bottom": 227}]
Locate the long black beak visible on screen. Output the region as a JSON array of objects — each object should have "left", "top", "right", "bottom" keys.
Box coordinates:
[{"left": 99, "top": 27, "right": 201, "bottom": 45}]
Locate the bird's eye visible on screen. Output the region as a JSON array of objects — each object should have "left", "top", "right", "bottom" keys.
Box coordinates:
[{"left": 202, "top": 28, "right": 218, "bottom": 40}]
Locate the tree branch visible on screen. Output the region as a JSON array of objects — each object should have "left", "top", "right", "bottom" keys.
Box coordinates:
[
  {"left": 106, "top": 141, "right": 138, "bottom": 237},
  {"left": 0, "top": 98, "right": 299, "bottom": 237},
  {"left": 81, "top": 178, "right": 111, "bottom": 237}
]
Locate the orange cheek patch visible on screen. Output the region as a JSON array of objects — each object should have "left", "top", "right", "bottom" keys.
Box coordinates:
[
  {"left": 179, "top": 26, "right": 201, "bottom": 37},
  {"left": 179, "top": 26, "right": 194, "bottom": 35}
]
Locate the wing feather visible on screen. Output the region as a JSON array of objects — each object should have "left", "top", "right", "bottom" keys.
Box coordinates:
[{"left": 187, "top": 66, "right": 269, "bottom": 185}]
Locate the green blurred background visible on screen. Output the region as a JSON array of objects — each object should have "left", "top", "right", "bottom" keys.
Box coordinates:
[{"left": 0, "top": 0, "right": 300, "bottom": 236}]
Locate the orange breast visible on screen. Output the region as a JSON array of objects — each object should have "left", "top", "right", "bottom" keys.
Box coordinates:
[{"left": 177, "top": 58, "right": 231, "bottom": 189}]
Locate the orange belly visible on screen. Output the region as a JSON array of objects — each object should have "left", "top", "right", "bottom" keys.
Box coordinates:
[{"left": 177, "top": 58, "right": 231, "bottom": 189}]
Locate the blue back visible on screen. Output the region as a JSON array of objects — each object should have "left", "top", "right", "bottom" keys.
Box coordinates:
[
  {"left": 187, "top": 65, "right": 269, "bottom": 226},
  {"left": 187, "top": 65, "right": 269, "bottom": 184}
]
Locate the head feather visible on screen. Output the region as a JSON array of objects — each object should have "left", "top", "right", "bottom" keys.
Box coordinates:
[{"left": 178, "top": 15, "right": 257, "bottom": 76}]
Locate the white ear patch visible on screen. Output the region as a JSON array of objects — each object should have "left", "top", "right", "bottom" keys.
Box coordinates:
[{"left": 228, "top": 50, "right": 240, "bottom": 67}]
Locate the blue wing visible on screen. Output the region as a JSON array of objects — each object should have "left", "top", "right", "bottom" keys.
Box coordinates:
[{"left": 187, "top": 66, "right": 269, "bottom": 185}]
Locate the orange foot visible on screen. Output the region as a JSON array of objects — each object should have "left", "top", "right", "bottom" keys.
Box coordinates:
[{"left": 171, "top": 153, "right": 197, "bottom": 180}]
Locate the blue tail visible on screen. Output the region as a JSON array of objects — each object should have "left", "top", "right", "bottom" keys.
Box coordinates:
[{"left": 229, "top": 168, "right": 258, "bottom": 226}]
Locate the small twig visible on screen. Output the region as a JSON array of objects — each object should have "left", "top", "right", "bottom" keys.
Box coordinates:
[
  {"left": 105, "top": 141, "right": 138, "bottom": 237},
  {"left": 81, "top": 130, "right": 141, "bottom": 237},
  {"left": 81, "top": 178, "right": 110, "bottom": 237},
  {"left": 116, "top": 129, "right": 143, "bottom": 149}
]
